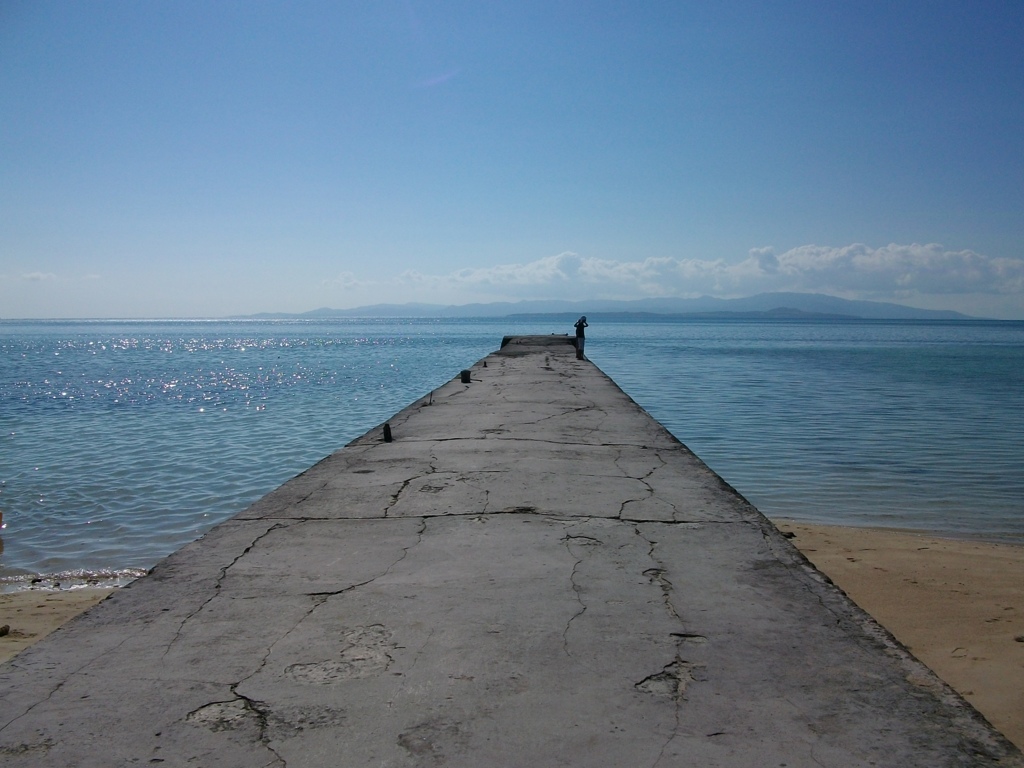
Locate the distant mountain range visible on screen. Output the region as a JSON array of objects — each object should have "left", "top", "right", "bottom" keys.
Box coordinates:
[{"left": 243, "top": 293, "right": 975, "bottom": 321}]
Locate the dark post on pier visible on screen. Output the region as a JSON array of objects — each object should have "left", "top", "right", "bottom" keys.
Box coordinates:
[{"left": 0, "top": 336, "right": 1019, "bottom": 767}]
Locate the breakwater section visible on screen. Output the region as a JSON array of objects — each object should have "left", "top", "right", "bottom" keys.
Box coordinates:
[{"left": 0, "top": 336, "right": 1018, "bottom": 767}]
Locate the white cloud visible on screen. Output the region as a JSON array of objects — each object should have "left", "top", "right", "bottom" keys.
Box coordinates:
[
  {"left": 21, "top": 271, "right": 57, "bottom": 281},
  {"left": 389, "top": 244, "right": 1024, "bottom": 304},
  {"left": 759, "top": 243, "right": 1024, "bottom": 297},
  {"left": 397, "top": 252, "right": 714, "bottom": 300},
  {"left": 322, "top": 271, "right": 364, "bottom": 290}
]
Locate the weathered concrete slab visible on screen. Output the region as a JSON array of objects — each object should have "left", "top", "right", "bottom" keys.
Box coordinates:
[{"left": 0, "top": 335, "right": 1020, "bottom": 767}]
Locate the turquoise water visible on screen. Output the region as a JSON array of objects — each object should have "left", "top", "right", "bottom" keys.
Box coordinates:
[{"left": 1, "top": 318, "right": 1022, "bottom": 586}]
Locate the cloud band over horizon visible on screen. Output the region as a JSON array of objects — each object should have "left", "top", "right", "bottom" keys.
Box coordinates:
[
  {"left": 386, "top": 243, "right": 1024, "bottom": 304},
  {"left": 6, "top": 242, "right": 1024, "bottom": 320}
]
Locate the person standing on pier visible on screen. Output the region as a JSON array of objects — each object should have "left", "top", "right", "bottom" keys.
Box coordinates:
[{"left": 574, "top": 316, "right": 588, "bottom": 359}]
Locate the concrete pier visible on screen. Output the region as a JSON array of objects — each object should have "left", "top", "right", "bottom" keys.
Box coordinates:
[{"left": 1, "top": 336, "right": 1020, "bottom": 767}]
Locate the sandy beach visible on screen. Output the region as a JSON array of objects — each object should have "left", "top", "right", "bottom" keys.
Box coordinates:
[
  {"left": 1, "top": 523, "right": 1021, "bottom": 750},
  {"left": 0, "top": 589, "right": 113, "bottom": 664},
  {"left": 774, "top": 521, "right": 1024, "bottom": 750}
]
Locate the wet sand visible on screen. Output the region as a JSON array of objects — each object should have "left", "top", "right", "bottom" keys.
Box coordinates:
[{"left": 774, "top": 520, "right": 1024, "bottom": 750}]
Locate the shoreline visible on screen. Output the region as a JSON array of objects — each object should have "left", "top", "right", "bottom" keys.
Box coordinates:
[
  {"left": 773, "top": 519, "right": 1023, "bottom": 750},
  {"left": 2, "top": 521, "right": 1021, "bottom": 750},
  {"left": 775, "top": 518, "right": 1024, "bottom": 546}
]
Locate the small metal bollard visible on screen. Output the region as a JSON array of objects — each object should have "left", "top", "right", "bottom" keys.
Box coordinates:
[
  {"left": 460, "top": 370, "right": 471, "bottom": 384},
  {"left": 383, "top": 423, "right": 393, "bottom": 442}
]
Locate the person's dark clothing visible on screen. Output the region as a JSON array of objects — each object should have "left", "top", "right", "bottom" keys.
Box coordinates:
[{"left": 574, "top": 316, "right": 588, "bottom": 358}]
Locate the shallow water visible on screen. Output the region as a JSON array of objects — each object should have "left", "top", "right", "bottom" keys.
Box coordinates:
[
  {"left": 596, "top": 320, "right": 1024, "bottom": 538},
  {"left": 2, "top": 317, "right": 1022, "bottom": 585}
]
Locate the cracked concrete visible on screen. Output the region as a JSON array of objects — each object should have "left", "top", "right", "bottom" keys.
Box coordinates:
[{"left": 0, "top": 334, "right": 1019, "bottom": 767}]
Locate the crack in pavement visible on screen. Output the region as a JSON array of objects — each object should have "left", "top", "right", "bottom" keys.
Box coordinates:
[
  {"left": 393, "top": 435, "right": 633, "bottom": 448},
  {"left": 0, "top": 630, "right": 138, "bottom": 739},
  {"left": 163, "top": 522, "right": 289, "bottom": 659},
  {"left": 306, "top": 518, "right": 427, "bottom": 599},
  {"left": 515, "top": 404, "right": 602, "bottom": 428},
  {"left": 185, "top": 693, "right": 286, "bottom": 767},
  {"left": 614, "top": 451, "right": 660, "bottom": 519},
  {"left": 383, "top": 453, "right": 442, "bottom": 516},
  {"left": 291, "top": 479, "right": 331, "bottom": 508},
  {"left": 560, "top": 534, "right": 599, "bottom": 659},
  {"left": 184, "top": 519, "right": 430, "bottom": 763},
  {"left": 243, "top": 510, "right": 742, "bottom": 525},
  {"left": 383, "top": 474, "right": 425, "bottom": 517},
  {"left": 643, "top": 567, "right": 683, "bottom": 625},
  {"left": 635, "top": 524, "right": 686, "bottom": 625},
  {"left": 616, "top": 494, "right": 651, "bottom": 520},
  {"left": 631, "top": 525, "right": 703, "bottom": 768},
  {"left": 231, "top": 691, "right": 287, "bottom": 767},
  {"left": 610, "top": 446, "right": 665, "bottom": 482},
  {"left": 231, "top": 594, "right": 330, "bottom": 690},
  {"left": 640, "top": 655, "right": 700, "bottom": 768}
]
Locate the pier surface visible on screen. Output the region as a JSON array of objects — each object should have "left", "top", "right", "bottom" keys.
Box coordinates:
[{"left": 1, "top": 336, "right": 1019, "bottom": 767}]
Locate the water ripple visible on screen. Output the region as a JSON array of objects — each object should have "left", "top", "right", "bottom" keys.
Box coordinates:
[{"left": 2, "top": 318, "right": 1022, "bottom": 581}]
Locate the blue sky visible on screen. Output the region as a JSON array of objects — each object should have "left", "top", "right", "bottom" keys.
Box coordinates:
[{"left": 2, "top": 1, "right": 1023, "bottom": 318}]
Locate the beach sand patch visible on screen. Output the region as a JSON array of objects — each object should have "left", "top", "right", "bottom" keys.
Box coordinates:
[
  {"left": 0, "top": 589, "right": 114, "bottom": 664},
  {"left": 774, "top": 520, "right": 1024, "bottom": 750}
]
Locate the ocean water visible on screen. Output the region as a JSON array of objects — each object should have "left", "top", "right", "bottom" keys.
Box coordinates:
[
  {"left": 1, "top": 318, "right": 1022, "bottom": 588},
  {"left": 597, "top": 320, "right": 1024, "bottom": 539}
]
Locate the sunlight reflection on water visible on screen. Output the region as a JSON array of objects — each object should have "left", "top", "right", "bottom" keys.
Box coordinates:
[{"left": 1, "top": 317, "right": 1022, "bottom": 581}]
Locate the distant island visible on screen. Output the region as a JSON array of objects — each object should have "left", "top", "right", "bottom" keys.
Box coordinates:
[{"left": 240, "top": 293, "right": 975, "bottom": 321}]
